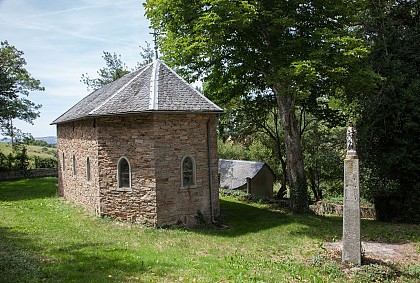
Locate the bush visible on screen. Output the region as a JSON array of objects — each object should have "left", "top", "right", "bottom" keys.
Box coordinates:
[{"left": 32, "top": 156, "right": 57, "bottom": 169}]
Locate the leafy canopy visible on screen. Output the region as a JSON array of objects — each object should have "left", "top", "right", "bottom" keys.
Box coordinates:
[
  {"left": 358, "top": 0, "right": 420, "bottom": 223},
  {"left": 145, "top": 0, "right": 377, "bottom": 119},
  {"left": 145, "top": 0, "right": 379, "bottom": 211},
  {"left": 0, "top": 41, "right": 43, "bottom": 138}
]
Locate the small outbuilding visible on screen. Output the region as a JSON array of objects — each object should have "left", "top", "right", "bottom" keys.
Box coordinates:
[
  {"left": 52, "top": 59, "right": 223, "bottom": 227},
  {"left": 218, "top": 159, "right": 275, "bottom": 198}
]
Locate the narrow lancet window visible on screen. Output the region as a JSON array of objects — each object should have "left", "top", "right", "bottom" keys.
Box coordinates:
[
  {"left": 182, "top": 156, "right": 196, "bottom": 188},
  {"left": 86, "top": 157, "right": 91, "bottom": 182},
  {"left": 72, "top": 155, "right": 76, "bottom": 176},
  {"left": 118, "top": 157, "right": 131, "bottom": 189}
]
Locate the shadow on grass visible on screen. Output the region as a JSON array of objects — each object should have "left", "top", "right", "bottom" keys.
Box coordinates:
[
  {"left": 196, "top": 199, "right": 420, "bottom": 244},
  {"left": 193, "top": 198, "right": 343, "bottom": 240},
  {"left": 0, "top": 226, "right": 175, "bottom": 282},
  {"left": 0, "top": 177, "right": 57, "bottom": 201},
  {"left": 0, "top": 227, "right": 45, "bottom": 283}
]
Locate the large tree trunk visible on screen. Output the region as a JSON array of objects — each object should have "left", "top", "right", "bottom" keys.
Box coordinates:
[{"left": 273, "top": 84, "right": 309, "bottom": 211}]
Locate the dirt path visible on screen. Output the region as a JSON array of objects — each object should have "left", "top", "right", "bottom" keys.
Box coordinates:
[{"left": 323, "top": 241, "right": 419, "bottom": 265}]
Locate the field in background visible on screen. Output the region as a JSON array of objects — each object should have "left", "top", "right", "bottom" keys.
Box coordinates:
[
  {"left": 0, "top": 177, "right": 419, "bottom": 282},
  {"left": 0, "top": 142, "right": 57, "bottom": 159}
]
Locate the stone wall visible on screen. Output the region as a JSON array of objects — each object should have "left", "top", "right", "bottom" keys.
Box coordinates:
[
  {"left": 153, "top": 114, "right": 220, "bottom": 226},
  {"left": 310, "top": 201, "right": 376, "bottom": 219},
  {"left": 96, "top": 115, "right": 157, "bottom": 225},
  {"left": 57, "top": 119, "right": 100, "bottom": 213},
  {"left": 57, "top": 113, "right": 220, "bottom": 227},
  {"left": 0, "top": 168, "right": 58, "bottom": 181}
]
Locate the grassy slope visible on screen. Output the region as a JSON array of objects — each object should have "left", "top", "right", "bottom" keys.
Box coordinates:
[
  {"left": 0, "top": 142, "right": 57, "bottom": 159},
  {"left": 0, "top": 178, "right": 419, "bottom": 283}
]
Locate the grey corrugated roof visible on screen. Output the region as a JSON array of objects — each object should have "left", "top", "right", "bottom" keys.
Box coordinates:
[
  {"left": 52, "top": 60, "right": 223, "bottom": 124},
  {"left": 219, "top": 159, "right": 268, "bottom": 190}
]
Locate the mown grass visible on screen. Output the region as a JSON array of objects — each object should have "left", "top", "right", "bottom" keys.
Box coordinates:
[{"left": 0, "top": 177, "right": 419, "bottom": 282}]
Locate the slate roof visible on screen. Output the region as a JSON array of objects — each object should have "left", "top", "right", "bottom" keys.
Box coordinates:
[
  {"left": 218, "top": 159, "right": 273, "bottom": 190},
  {"left": 52, "top": 59, "right": 223, "bottom": 124}
]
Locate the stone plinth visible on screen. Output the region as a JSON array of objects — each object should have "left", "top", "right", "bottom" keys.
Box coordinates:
[{"left": 342, "top": 154, "right": 361, "bottom": 265}]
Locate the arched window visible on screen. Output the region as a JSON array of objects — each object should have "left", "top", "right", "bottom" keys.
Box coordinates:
[
  {"left": 118, "top": 157, "right": 131, "bottom": 189},
  {"left": 86, "top": 157, "right": 91, "bottom": 182},
  {"left": 181, "top": 156, "right": 196, "bottom": 188},
  {"left": 62, "top": 153, "right": 65, "bottom": 172},
  {"left": 72, "top": 155, "right": 76, "bottom": 176}
]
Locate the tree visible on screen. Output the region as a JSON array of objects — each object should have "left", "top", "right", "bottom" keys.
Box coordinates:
[
  {"left": 81, "top": 52, "right": 131, "bottom": 91},
  {"left": 81, "top": 42, "right": 155, "bottom": 91},
  {"left": 302, "top": 117, "right": 344, "bottom": 201},
  {"left": 145, "top": 0, "right": 377, "bottom": 211},
  {"left": 0, "top": 41, "right": 43, "bottom": 141},
  {"left": 358, "top": 0, "right": 420, "bottom": 223},
  {"left": 218, "top": 92, "right": 288, "bottom": 198},
  {"left": 136, "top": 41, "right": 155, "bottom": 68}
]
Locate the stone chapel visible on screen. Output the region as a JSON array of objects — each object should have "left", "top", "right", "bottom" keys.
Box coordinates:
[{"left": 52, "top": 59, "right": 223, "bottom": 227}]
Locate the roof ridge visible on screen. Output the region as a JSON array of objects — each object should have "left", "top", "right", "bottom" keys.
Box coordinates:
[
  {"left": 220, "top": 159, "right": 265, "bottom": 165},
  {"left": 148, "top": 60, "right": 160, "bottom": 110},
  {"left": 158, "top": 60, "right": 223, "bottom": 111},
  {"left": 88, "top": 63, "right": 153, "bottom": 115}
]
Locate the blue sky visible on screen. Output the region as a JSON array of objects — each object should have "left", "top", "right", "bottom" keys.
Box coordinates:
[{"left": 0, "top": 0, "right": 153, "bottom": 137}]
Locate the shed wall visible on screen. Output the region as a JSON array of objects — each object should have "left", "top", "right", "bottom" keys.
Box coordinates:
[{"left": 250, "top": 165, "right": 274, "bottom": 198}]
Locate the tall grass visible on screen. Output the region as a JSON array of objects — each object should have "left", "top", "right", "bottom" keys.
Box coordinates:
[{"left": 0, "top": 177, "right": 419, "bottom": 282}]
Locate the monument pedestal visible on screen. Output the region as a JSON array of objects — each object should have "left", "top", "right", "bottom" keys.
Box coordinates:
[{"left": 342, "top": 152, "right": 361, "bottom": 265}]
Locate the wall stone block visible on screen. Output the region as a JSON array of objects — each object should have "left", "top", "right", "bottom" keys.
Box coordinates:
[{"left": 57, "top": 113, "right": 220, "bottom": 227}]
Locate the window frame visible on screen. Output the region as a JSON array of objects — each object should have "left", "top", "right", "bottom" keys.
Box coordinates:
[
  {"left": 86, "top": 157, "right": 91, "bottom": 182},
  {"left": 117, "top": 157, "right": 131, "bottom": 191},
  {"left": 181, "top": 155, "right": 197, "bottom": 189},
  {"left": 72, "top": 154, "right": 76, "bottom": 176},
  {"left": 62, "top": 152, "right": 65, "bottom": 172}
]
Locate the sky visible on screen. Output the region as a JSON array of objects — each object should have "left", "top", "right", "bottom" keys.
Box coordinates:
[{"left": 0, "top": 0, "right": 153, "bottom": 137}]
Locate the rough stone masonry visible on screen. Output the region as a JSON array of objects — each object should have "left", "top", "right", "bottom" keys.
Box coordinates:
[{"left": 342, "top": 122, "right": 361, "bottom": 265}]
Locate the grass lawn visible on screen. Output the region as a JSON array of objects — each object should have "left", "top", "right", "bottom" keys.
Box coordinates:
[{"left": 0, "top": 178, "right": 419, "bottom": 282}]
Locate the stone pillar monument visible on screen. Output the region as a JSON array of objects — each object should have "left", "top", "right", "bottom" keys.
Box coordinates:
[{"left": 342, "top": 121, "right": 361, "bottom": 265}]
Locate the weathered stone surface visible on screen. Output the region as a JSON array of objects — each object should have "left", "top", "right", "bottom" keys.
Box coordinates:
[
  {"left": 310, "top": 201, "right": 375, "bottom": 219},
  {"left": 342, "top": 157, "right": 361, "bottom": 265},
  {"left": 57, "top": 119, "right": 100, "bottom": 214},
  {"left": 57, "top": 113, "right": 220, "bottom": 227}
]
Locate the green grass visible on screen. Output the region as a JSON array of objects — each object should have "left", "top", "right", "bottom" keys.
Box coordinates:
[
  {"left": 0, "top": 178, "right": 419, "bottom": 282},
  {"left": 0, "top": 142, "right": 57, "bottom": 159}
]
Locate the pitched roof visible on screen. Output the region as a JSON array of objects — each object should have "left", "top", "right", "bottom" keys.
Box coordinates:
[
  {"left": 52, "top": 59, "right": 223, "bottom": 124},
  {"left": 218, "top": 159, "right": 274, "bottom": 190}
]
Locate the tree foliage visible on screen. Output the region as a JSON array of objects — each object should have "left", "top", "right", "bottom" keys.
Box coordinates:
[
  {"left": 358, "top": 0, "right": 420, "bottom": 223},
  {"left": 0, "top": 41, "right": 43, "bottom": 140},
  {"left": 81, "top": 52, "right": 131, "bottom": 91},
  {"left": 145, "top": 0, "right": 378, "bottom": 211},
  {"left": 302, "top": 118, "right": 344, "bottom": 201},
  {"left": 218, "top": 92, "right": 289, "bottom": 198},
  {"left": 81, "top": 42, "right": 155, "bottom": 91}
]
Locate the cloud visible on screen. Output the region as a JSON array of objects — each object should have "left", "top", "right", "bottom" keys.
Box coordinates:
[{"left": 0, "top": 0, "right": 153, "bottom": 137}]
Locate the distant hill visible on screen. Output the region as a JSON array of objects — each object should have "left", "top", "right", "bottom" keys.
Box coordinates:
[
  {"left": 0, "top": 136, "right": 57, "bottom": 144},
  {"left": 36, "top": 136, "right": 57, "bottom": 144}
]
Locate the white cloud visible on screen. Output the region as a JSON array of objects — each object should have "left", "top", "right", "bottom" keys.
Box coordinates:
[{"left": 0, "top": 0, "right": 153, "bottom": 137}]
